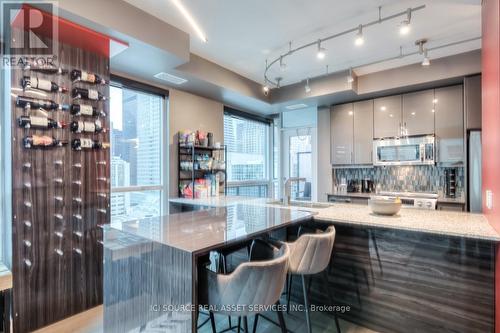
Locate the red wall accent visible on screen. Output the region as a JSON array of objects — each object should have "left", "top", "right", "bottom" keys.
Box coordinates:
[{"left": 482, "top": 0, "right": 500, "bottom": 331}]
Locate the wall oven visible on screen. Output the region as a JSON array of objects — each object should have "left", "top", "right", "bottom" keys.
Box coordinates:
[{"left": 373, "top": 135, "right": 436, "bottom": 166}]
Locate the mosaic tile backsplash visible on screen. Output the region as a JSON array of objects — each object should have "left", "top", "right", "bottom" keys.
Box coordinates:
[{"left": 333, "top": 166, "right": 464, "bottom": 195}]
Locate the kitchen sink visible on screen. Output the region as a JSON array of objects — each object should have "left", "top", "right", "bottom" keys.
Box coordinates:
[{"left": 267, "top": 200, "right": 331, "bottom": 209}]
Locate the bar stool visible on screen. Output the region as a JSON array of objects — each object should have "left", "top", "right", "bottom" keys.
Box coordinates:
[
  {"left": 284, "top": 225, "right": 340, "bottom": 333},
  {"left": 200, "top": 241, "right": 289, "bottom": 333}
]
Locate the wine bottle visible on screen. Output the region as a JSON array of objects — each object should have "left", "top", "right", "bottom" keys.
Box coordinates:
[
  {"left": 71, "top": 138, "right": 110, "bottom": 150},
  {"left": 72, "top": 87, "right": 106, "bottom": 101},
  {"left": 70, "top": 69, "right": 107, "bottom": 85},
  {"left": 23, "top": 63, "right": 68, "bottom": 75},
  {"left": 22, "top": 76, "right": 68, "bottom": 93},
  {"left": 16, "top": 96, "right": 69, "bottom": 111},
  {"left": 70, "top": 120, "right": 103, "bottom": 133},
  {"left": 70, "top": 104, "right": 106, "bottom": 117},
  {"left": 18, "top": 115, "right": 64, "bottom": 129},
  {"left": 23, "top": 135, "right": 67, "bottom": 148}
]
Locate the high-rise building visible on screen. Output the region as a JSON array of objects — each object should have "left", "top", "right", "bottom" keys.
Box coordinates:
[{"left": 110, "top": 156, "right": 131, "bottom": 218}]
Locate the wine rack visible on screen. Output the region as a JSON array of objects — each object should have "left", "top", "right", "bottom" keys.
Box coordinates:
[{"left": 10, "top": 29, "right": 110, "bottom": 332}]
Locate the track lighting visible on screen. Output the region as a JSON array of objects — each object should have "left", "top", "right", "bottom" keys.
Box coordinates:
[
  {"left": 354, "top": 25, "right": 364, "bottom": 46},
  {"left": 305, "top": 78, "right": 311, "bottom": 93},
  {"left": 316, "top": 40, "right": 326, "bottom": 60},
  {"left": 399, "top": 8, "right": 411, "bottom": 35},
  {"left": 347, "top": 68, "right": 354, "bottom": 83},
  {"left": 422, "top": 49, "right": 430, "bottom": 66}
]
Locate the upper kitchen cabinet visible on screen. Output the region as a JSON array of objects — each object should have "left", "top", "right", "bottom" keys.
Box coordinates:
[
  {"left": 464, "top": 75, "right": 482, "bottom": 130},
  {"left": 331, "top": 103, "right": 354, "bottom": 165},
  {"left": 402, "top": 89, "right": 435, "bottom": 136},
  {"left": 353, "top": 100, "right": 374, "bottom": 164},
  {"left": 374, "top": 95, "right": 401, "bottom": 138},
  {"left": 434, "top": 85, "right": 464, "bottom": 164}
]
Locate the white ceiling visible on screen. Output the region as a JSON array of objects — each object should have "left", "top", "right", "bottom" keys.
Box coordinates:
[{"left": 123, "top": 0, "right": 481, "bottom": 87}]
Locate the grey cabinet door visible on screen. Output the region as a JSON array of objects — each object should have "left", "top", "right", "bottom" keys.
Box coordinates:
[
  {"left": 402, "top": 89, "right": 435, "bottom": 136},
  {"left": 353, "top": 100, "right": 374, "bottom": 164},
  {"left": 331, "top": 103, "right": 353, "bottom": 165},
  {"left": 435, "top": 85, "right": 464, "bottom": 164},
  {"left": 465, "top": 75, "right": 482, "bottom": 130},
  {"left": 374, "top": 95, "right": 401, "bottom": 138}
]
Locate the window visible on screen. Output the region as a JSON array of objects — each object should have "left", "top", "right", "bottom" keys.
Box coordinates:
[
  {"left": 110, "top": 83, "right": 166, "bottom": 222},
  {"left": 224, "top": 111, "right": 271, "bottom": 197}
]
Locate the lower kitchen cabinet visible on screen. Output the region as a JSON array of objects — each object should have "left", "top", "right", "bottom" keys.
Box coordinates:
[{"left": 436, "top": 202, "right": 466, "bottom": 211}]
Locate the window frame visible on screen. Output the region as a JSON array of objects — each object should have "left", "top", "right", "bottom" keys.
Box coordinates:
[
  {"left": 109, "top": 76, "right": 169, "bottom": 217},
  {"left": 223, "top": 107, "right": 273, "bottom": 197}
]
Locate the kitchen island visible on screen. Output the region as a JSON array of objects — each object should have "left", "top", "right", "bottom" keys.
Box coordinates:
[{"left": 104, "top": 197, "right": 500, "bottom": 333}]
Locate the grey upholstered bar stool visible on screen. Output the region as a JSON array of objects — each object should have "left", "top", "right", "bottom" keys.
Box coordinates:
[
  {"left": 202, "top": 242, "right": 289, "bottom": 333},
  {"left": 284, "top": 225, "right": 340, "bottom": 333}
]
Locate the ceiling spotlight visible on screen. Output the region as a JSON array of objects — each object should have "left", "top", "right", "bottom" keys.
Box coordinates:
[
  {"left": 305, "top": 78, "right": 311, "bottom": 93},
  {"left": 399, "top": 8, "right": 411, "bottom": 35},
  {"left": 279, "top": 56, "right": 287, "bottom": 72},
  {"left": 347, "top": 68, "right": 354, "bottom": 83},
  {"left": 354, "top": 25, "right": 364, "bottom": 46},
  {"left": 422, "top": 49, "right": 430, "bottom": 66},
  {"left": 263, "top": 85, "right": 269, "bottom": 95},
  {"left": 317, "top": 40, "right": 326, "bottom": 60}
]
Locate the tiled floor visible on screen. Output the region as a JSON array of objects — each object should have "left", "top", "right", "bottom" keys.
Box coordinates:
[{"left": 33, "top": 303, "right": 378, "bottom": 333}]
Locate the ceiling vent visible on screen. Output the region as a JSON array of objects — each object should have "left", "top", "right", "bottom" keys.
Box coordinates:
[
  {"left": 285, "top": 103, "right": 308, "bottom": 110},
  {"left": 154, "top": 72, "right": 188, "bottom": 85}
]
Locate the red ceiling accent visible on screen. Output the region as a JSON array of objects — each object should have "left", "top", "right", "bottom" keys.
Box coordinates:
[{"left": 11, "top": 3, "right": 128, "bottom": 58}]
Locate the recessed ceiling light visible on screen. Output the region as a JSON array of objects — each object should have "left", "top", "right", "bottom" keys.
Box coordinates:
[
  {"left": 411, "top": 112, "right": 416, "bottom": 116},
  {"left": 286, "top": 103, "right": 308, "bottom": 110},
  {"left": 389, "top": 114, "right": 394, "bottom": 118},
  {"left": 348, "top": 111, "right": 353, "bottom": 115},
  {"left": 154, "top": 72, "right": 188, "bottom": 84},
  {"left": 380, "top": 106, "right": 387, "bottom": 111},
  {"left": 433, "top": 98, "right": 438, "bottom": 104},
  {"left": 171, "top": 0, "right": 207, "bottom": 43}
]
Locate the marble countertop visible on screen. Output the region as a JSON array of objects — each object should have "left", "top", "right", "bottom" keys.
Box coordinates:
[
  {"left": 109, "top": 204, "right": 313, "bottom": 253},
  {"left": 168, "top": 196, "right": 500, "bottom": 241},
  {"left": 169, "top": 196, "right": 264, "bottom": 207}
]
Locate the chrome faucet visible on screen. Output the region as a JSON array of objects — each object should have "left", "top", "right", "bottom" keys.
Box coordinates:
[{"left": 284, "top": 177, "right": 306, "bottom": 205}]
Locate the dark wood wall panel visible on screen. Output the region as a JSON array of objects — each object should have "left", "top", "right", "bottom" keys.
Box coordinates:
[
  {"left": 10, "top": 29, "right": 110, "bottom": 332},
  {"left": 288, "top": 222, "right": 495, "bottom": 333}
]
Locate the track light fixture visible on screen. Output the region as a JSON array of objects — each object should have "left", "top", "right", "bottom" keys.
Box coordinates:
[
  {"left": 416, "top": 38, "right": 430, "bottom": 66},
  {"left": 316, "top": 40, "right": 326, "bottom": 60},
  {"left": 305, "top": 78, "right": 311, "bottom": 93},
  {"left": 263, "top": 85, "right": 269, "bottom": 96},
  {"left": 399, "top": 8, "right": 411, "bottom": 35},
  {"left": 422, "top": 49, "right": 430, "bottom": 66},
  {"left": 355, "top": 25, "right": 364, "bottom": 46}
]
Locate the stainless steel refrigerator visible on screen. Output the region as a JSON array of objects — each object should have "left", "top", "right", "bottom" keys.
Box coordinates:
[{"left": 468, "top": 131, "right": 482, "bottom": 212}]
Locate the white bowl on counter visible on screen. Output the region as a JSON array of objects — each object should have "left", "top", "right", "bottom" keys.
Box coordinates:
[{"left": 368, "top": 197, "right": 402, "bottom": 216}]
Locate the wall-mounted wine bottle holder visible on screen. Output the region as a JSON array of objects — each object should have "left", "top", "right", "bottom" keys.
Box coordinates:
[{"left": 11, "top": 28, "right": 110, "bottom": 333}]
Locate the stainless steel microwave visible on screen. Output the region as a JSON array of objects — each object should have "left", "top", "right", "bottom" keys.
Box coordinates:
[{"left": 373, "top": 135, "right": 436, "bottom": 166}]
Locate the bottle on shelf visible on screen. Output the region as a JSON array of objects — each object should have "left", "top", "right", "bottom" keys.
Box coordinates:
[
  {"left": 23, "top": 62, "right": 68, "bottom": 75},
  {"left": 71, "top": 138, "right": 110, "bottom": 150},
  {"left": 70, "top": 103, "right": 106, "bottom": 117},
  {"left": 23, "top": 135, "right": 68, "bottom": 149},
  {"left": 70, "top": 120, "right": 104, "bottom": 133},
  {"left": 22, "top": 76, "right": 68, "bottom": 93},
  {"left": 70, "top": 69, "right": 107, "bottom": 85},
  {"left": 18, "top": 115, "right": 65, "bottom": 129},
  {"left": 16, "top": 96, "right": 69, "bottom": 111},
  {"left": 72, "top": 87, "right": 106, "bottom": 101}
]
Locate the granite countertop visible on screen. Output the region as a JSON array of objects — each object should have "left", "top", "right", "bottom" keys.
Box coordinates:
[
  {"left": 170, "top": 196, "right": 500, "bottom": 242},
  {"left": 109, "top": 204, "right": 313, "bottom": 253},
  {"left": 169, "top": 196, "right": 264, "bottom": 207}
]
